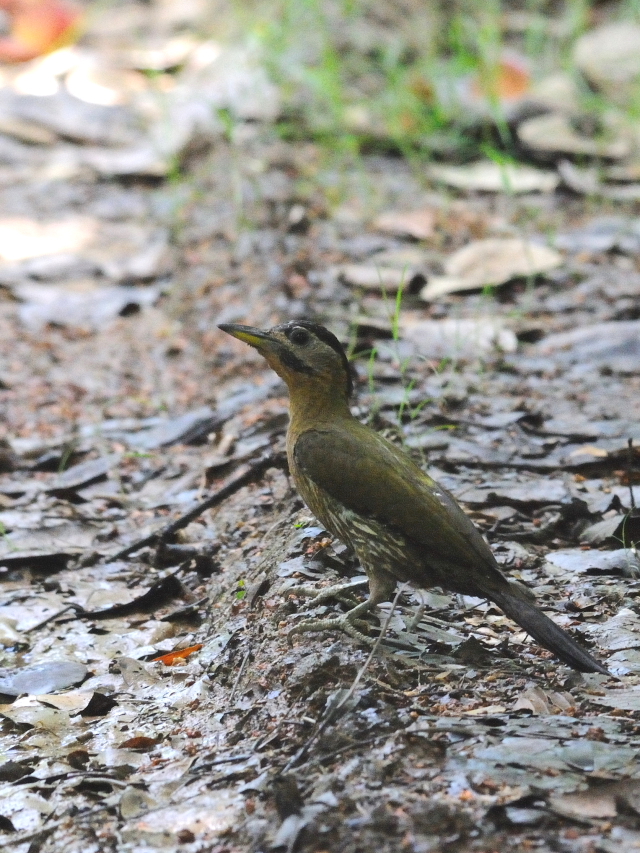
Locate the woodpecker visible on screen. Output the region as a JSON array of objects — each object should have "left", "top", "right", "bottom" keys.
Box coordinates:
[{"left": 220, "top": 320, "right": 609, "bottom": 675}]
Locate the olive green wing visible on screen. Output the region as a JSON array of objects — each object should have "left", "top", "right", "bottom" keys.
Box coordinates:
[{"left": 294, "top": 427, "right": 504, "bottom": 589}]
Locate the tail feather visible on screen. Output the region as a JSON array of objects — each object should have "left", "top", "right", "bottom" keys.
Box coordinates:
[{"left": 491, "top": 590, "right": 610, "bottom": 675}]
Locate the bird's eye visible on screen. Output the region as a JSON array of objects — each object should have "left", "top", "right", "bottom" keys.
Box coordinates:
[{"left": 289, "top": 327, "right": 310, "bottom": 345}]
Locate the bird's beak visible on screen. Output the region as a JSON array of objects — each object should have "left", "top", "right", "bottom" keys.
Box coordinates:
[{"left": 218, "top": 324, "right": 277, "bottom": 352}]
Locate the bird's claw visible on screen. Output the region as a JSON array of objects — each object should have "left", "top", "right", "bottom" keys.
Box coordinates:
[
  {"left": 288, "top": 613, "right": 376, "bottom": 647},
  {"left": 287, "top": 595, "right": 377, "bottom": 647}
]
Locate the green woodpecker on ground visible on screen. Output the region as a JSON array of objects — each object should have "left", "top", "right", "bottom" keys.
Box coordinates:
[{"left": 219, "top": 320, "right": 609, "bottom": 675}]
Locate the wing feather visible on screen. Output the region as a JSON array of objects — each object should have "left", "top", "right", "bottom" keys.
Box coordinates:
[{"left": 294, "top": 427, "right": 504, "bottom": 588}]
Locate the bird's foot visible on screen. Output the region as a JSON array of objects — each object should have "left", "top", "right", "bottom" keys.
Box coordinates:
[
  {"left": 292, "top": 578, "right": 368, "bottom": 609},
  {"left": 288, "top": 598, "right": 377, "bottom": 647}
]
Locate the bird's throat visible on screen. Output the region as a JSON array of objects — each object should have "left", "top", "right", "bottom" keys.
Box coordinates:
[{"left": 286, "top": 379, "right": 353, "bottom": 438}]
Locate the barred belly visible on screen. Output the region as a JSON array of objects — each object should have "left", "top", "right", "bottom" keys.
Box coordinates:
[{"left": 295, "top": 472, "right": 433, "bottom": 587}]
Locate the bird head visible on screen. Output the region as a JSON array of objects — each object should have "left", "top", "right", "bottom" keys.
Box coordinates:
[{"left": 219, "top": 321, "right": 353, "bottom": 401}]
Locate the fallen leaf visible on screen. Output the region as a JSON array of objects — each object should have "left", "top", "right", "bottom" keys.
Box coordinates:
[
  {"left": 581, "top": 515, "right": 640, "bottom": 548},
  {"left": 48, "top": 453, "right": 121, "bottom": 493},
  {"left": 129, "top": 790, "right": 243, "bottom": 837},
  {"left": 545, "top": 549, "right": 640, "bottom": 578},
  {"left": 85, "top": 575, "right": 186, "bottom": 619},
  {"left": 119, "top": 786, "right": 157, "bottom": 819},
  {"left": 0, "top": 660, "right": 87, "bottom": 696},
  {"left": 65, "top": 60, "right": 146, "bottom": 107},
  {"left": 36, "top": 691, "right": 96, "bottom": 713},
  {"left": 582, "top": 608, "right": 640, "bottom": 651},
  {"left": 337, "top": 263, "right": 425, "bottom": 293},
  {"left": 0, "top": 616, "right": 22, "bottom": 647},
  {"left": 554, "top": 216, "right": 637, "bottom": 254},
  {"left": 558, "top": 160, "right": 640, "bottom": 201},
  {"left": 549, "top": 780, "right": 640, "bottom": 820},
  {"left": 125, "top": 406, "right": 217, "bottom": 450},
  {"left": 428, "top": 161, "right": 558, "bottom": 194},
  {"left": 118, "top": 735, "right": 162, "bottom": 751},
  {"left": 0, "top": 701, "right": 72, "bottom": 732},
  {"left": 0, "top": 789, "right": 53, "bottom": 833},
  {"left": 400, "top": 316, "right": 517, "bottom": 359},
  {"left": 0, "top": 215, "right": 96, "bottom": 262},
  {"left": 152, "top": 644, "right": 203, "bottom": 666},
  {"left": 0, "top": 521, "right": 98, "bottom": 564},
  {"left": 568, "top": 445, "right": 608, "bottom": 458},
  {"left": 528, "top": 71, "right": 584, "bottom": 114},
  {"left": 117, "top": 656, "right": 159, "bottom": 687},
  {"left": 464, "top": 704, "right": 506, "bottom": 716},
  {"left": 421, "top": 238, "right": 561, "bottom": 299},
  {"left": 574, "top": 23, "right": 640, "bottom": 108},
  {"left": 17, "top": 284, "right": 162, "bottom": 334},
  {"left": 518, "top": 113, "right": 631, "bottom": 160},
  {"left": 122, "top": 36, "right": 198, "bottom": 73},
  {"left": 533, "top": 320, "right": 640, "bottom": 375},
  {"left": 373, "top": 208, "right": 436, "bottom": 240},
  {"left": 513, "top": 685, "right": 574, "bottom": 715},
  {"left": 0, "top": 0, "right": 82, "bottom": 63}
]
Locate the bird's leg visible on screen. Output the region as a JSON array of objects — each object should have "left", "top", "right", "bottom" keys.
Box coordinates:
[{"left": 288, "top": 571, "right": 397, "bottom": 647}]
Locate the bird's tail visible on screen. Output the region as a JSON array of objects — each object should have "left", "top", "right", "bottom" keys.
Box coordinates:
[{"left": 490, "top": 590, "right": 610, "bottom": 675}]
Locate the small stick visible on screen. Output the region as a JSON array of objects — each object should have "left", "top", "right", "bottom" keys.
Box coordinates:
[
  {"left": 111, "top": 452, "right": 286, "bottom": 561},
  {"left": 229, "top": 649, "right": 252, "bottom": 702},
  {"left": 282, "top": 587, "right": 403, "bottom": 773},
  {"left": 26, "top": 604, "right": 83, "bottom": 633},
  {"left": 628, "top": 439, "right": 636, "bottom": 511}
]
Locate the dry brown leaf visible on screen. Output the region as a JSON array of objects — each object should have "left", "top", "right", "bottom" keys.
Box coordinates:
[
  {"left": 549, "top": 780, "right": 640, "bottom": 820},
  {"left": 574, "top": 23, "right": 640, "bottom": 108},
  {"left": 568, "top": 445, "right": 608, "bottom": 458},
  {"left": 421, "top": 238, "right": 561, "bottom": 299},
  {"left": 400, "top": 316, "right": 517, "bottom": 359},
  {"left": 428, "top": 161, "right": 558, "bottom": 194},
  {"left": 373, "top": 209, "right": 436, "bottom": 240},
  {"left": 464, "top": 704, "right": 507, "bottom": 716},
  {"left": 337, "top": 263, "right": 425, "bottom": 293},
  {"left": 518, "top": 113, "right": 631, "bottom": 160},
  {"left": 513, "top": 685, "right": 575, "bottom": 715}
]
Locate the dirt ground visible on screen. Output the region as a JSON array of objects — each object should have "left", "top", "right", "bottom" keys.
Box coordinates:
[{"left": 1, "top": 2, "right": 640, "bottom": 852}]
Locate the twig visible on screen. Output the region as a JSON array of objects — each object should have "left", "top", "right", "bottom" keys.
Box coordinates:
[
  {"left": 26, "top": 604, "right": 83, "bottom": 633},
  {"left": 111, "top": 452, "right": 286, "bottom": 560},
  {"left": 628, "top": 439, "right": 636, "bottom": 511},
  {"left": 229, "top": 648, "right": 252, "bottom": 702},
  {"left": 338, "top": 587, "right": 403, "bottom": 699},
  {"left": 281, "top": 586, "right": 404, "bottom": 773},
  {"left": 1, "top": 798, "right": 118, "bottom": 848},
  {"left": 301, "top": 732, "right": 386, "bottom": 768},
  {"left": 405, "top": 599, "right": 426, "bottom": 633}
]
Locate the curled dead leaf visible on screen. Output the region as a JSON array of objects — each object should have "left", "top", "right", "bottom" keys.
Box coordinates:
[{"left": 421, "top": 238, "right": 561, "bottom": 299}]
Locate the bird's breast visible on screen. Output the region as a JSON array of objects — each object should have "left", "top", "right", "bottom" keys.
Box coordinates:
[{"left": 289, "top": 452, "right": 429, "bottom": 584}]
